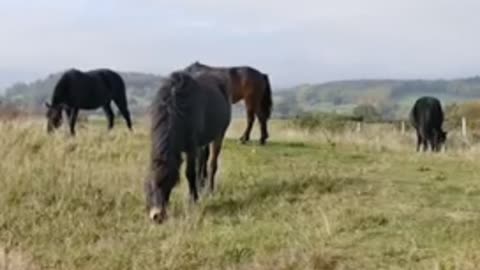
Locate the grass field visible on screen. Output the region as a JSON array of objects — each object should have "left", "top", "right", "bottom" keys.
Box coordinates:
[{"left": 1, "top": 118, "right": 480, "bottom": 269}]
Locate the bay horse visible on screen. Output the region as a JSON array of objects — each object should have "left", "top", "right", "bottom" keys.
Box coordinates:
[
  {"left": 145, "top": 70, "right": 232, "bottom": 224},
  {"left": 45, "top": 68, "right": 133, "bottom": 135},
  {"left": 184, "top": 61, "right": 273, "bottom": 145}
]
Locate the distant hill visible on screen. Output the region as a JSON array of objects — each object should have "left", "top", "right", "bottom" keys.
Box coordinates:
[
  {"left": 274, "top": 77, "right": 480, "bottom": 119},
  {"left": 0, "top": 70, "right": 42, "bottom": 93},
  {"left": 2, "top": 70, "right": 480, "bottom": 119}
]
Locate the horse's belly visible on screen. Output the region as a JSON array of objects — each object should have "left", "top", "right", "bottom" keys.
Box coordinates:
[
  {"left": 197, "top": 117, "right": 230, "bottom": 146},
  {"left": 232, "top": 93, "right": 242, "bottom": 103},
  {"left": 70, "top": 99, "right": 105, "bottom": 110},
  {"left": 66, "top": 79, "right": 112, "bottom": 109}
]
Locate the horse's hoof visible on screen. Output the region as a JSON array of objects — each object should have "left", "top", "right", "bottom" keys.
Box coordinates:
[
  {"left": 189, "top": 196, "right": 200, "bottom": 208},
  {"left": 149, "top": 207, "right": 166, "bottom": 224}
]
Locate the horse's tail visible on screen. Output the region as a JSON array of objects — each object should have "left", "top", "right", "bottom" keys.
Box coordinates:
[{"left": 260, "top": 73, "right": 273, "bottom": 119}]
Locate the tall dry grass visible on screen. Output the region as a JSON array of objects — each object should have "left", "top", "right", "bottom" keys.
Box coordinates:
[{"left": 1, "top": 117, "right": 480, "bottom": 269}]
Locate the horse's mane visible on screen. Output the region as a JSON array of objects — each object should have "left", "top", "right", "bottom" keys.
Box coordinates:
[{"left": 150, "top": 72, "right": 194, "bottom": 189}]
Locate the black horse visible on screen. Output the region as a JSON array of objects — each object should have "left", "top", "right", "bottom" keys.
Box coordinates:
[
  {"left": 45, "top": 68, "right": 133, "bottom": 135},
  {"left": 144, "top": 70, "right": 232, "bottom": 224},
  {"left": 410, "top": 96, "right": 447, "bottom": 152}
]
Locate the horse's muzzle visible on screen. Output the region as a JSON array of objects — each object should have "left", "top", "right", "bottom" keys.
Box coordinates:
[{"left": 149, "top": 207, "right": 167, "bottom": 224}]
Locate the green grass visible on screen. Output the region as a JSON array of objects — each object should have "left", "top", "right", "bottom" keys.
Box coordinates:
[{"left": 1, "top": 119, "right": 480, "bottom": 269}]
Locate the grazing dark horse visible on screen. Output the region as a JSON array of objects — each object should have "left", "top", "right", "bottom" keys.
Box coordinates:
[
  {"left": 184, "top": 61, "right": 273, "bottom": 145},
  {"left": 410, "top": 96, "right": 447, "bottom": 152},
  {"left": 144, "top": 71, "right": 232, "bottom": 224},
  {"left": 45, "top": 68, "right": 133, "bottom": 135}
]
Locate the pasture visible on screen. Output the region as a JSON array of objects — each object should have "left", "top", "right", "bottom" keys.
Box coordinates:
[{"left": 1, "top": 118, "right": 480, "bottom": 269}]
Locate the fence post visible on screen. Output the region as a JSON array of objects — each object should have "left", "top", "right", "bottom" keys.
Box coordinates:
[
  {"left": 356, "top": 122, "right": 361, "bottom": 133},
  {"left": 462, "top": 117, "right": 467, "bottom": 138},
  {"left": 401, "top": 121, "right": 405, "bottom": 135}
]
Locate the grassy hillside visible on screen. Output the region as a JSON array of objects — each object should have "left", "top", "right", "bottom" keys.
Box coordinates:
[{"left": 1, "top": 119, "right": 480, "bottom": 269}]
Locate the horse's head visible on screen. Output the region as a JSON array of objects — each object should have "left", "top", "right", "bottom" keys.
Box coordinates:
[
  {"left": 144, "top": 153, "right": 183, "bottom": 224},
  {"left": 45, "top": 102, "right": 64, "bottom": 133},
  {"left": 437, "top": 130, "right": 447, "bottom": 151},
  {"left": 144, "top": 172, "right": 166, "bottom": 224},
  {"left": 439, "top": 130, "right": 447, "bottom": 144}
]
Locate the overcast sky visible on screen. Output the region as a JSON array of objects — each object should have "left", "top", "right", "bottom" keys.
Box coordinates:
[{"left": 0, "top": 0, "right": 479, "bottom": 88}]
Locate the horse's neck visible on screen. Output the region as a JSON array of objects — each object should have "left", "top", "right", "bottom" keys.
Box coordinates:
[{"left": 51, "top": 82, "right": 68, "bottom": 105}]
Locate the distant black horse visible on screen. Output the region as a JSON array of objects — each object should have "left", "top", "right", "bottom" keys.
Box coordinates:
[
  {"left": 410, "top": 96, "right": 447, "bottom": 152},
  {"left": 144, "top": 71, "right": 232, "bottom": 224},
  {"left": 45, "top": 68, "right": 133, "bottom": 135},
  {"left": 184, "top": 61, "right": 273, "bottom": 145}
]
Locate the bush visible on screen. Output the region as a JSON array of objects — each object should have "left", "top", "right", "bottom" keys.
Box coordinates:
[
  {"left": 444, "top": 102, "right": 480, "bottom": 130},
  {"left": 353, "top": 104, "right": 382, "bottom": 122},
  {"left": 290, "top": 112, "right": 362, "bottom": 132},
  {"left": 0, "top": 102, "right": 24, "bottom": 120}
]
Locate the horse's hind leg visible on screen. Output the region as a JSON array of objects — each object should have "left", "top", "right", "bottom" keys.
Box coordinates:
[
  {"left": 240, "top": 107, "right": 255, "bottom": 144},
  {"left": 416, "top": 133, "right": 422, "bottom": 152},
  {"left": 203, "top": 147, "right": 209, "bottom": 180},
  {"left": 186, "top": 151, "right": 199, "bottom": 202},
  {"left": 197, "top": 146, "right": 209, "bottom": 191},
  {"left": 256, "top": 112, "right": 269, "bottom": 145},
  {"left": 208, "top": 137, "right": 224, "bottom": 193},
  {"left": 113, "top": 95, "right": 133, "bottom": 130},
  {"left": 103, "top": 104, "right": 115, "bottom": 130},
  {"left": 422, "top": 138, "right": 429, "bottom": 152}
]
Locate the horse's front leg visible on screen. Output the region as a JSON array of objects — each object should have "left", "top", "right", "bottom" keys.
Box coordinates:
[
  {"left": 186, "top": 150, "right": 199, "bottom": 202},
  {"left": 68, "top": 108, "right": 79, "bottom": 136}
]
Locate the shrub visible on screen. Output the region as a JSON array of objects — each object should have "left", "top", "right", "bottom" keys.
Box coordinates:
[
  {"left": 352, "top": 104, "right": 382, "bottom": 122},
  {"left": 290, "top": 112, "right": 362, "bottom": 132},
  {"left": 0, "top": 102, "right": 24, "bottom": 120}
]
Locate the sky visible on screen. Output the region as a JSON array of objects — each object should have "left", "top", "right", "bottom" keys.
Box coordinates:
[{"left": 0, "top": 0, "right": 479, "bottom": 88}]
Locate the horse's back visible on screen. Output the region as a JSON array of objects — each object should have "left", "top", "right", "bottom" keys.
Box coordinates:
[
  {"left": 96, "top": 69, "right": 124, "bottom": 83},
  {"left": 232, "top": 66, "right": 263, "bottom": 79},
  {"left": 190, "top": 73, "right": 232, "bottom": 144},
  {"left": 185, "top": 63, "right": 265, "bottom": 103},
  {"left": 56, "top": 69, "right": 114, "bottom": 109},
  {"left": 56, "top": 69, "right": 97, "bottom": 94},
  {"left": 92, "top": 69, "right": 126, "bottom": 95},
  {"left": 225, "top": 66, "right": 265, "bottom": 103}
]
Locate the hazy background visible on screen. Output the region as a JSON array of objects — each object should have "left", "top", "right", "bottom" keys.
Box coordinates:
[
  {"left": 1, "top": 0, "right": 480, "bottom": 121},
  {"left": 1, "top": 0, "right": 479, "bottom": 89}
]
